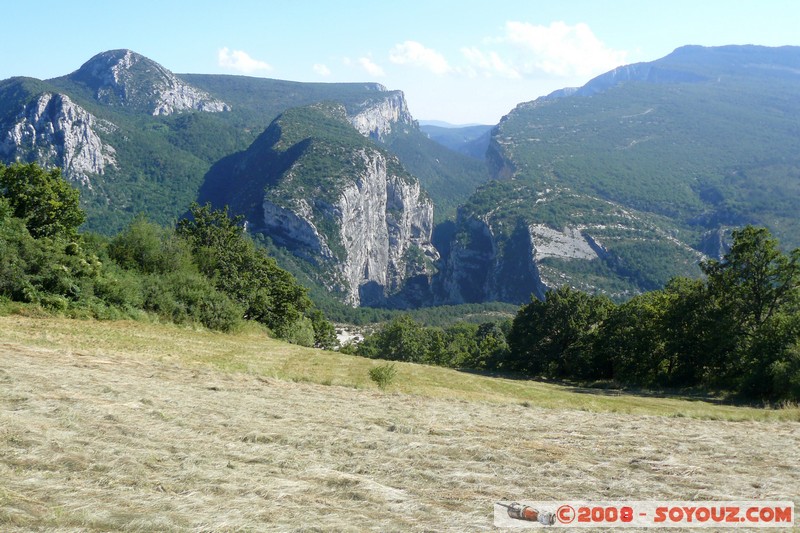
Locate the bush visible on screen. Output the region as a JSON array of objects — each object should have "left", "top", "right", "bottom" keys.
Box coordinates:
[
  {"left": 281, "top": 316, "right": 316, "bottom": 347},
  {"left": 0, "top": 163, "right": 85, "bottom": 238},
  {"left": 141, "top": 272, "right": 243, "bottom": 332},
  {"left": 369, "top": 362, "right": 398, "bottom": 390},
  {"left": 109, "top": 216, "right": 194, "bottom": 275}
]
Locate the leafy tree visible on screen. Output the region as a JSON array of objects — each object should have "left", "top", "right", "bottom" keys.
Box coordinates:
[
  {"left": 702, "top": 226, "right": 799, "bottom": 337},
  {"left": 358, "top": 315, "right": 436, "bottom": 363},
  {"left": 374, "top": 315, "right": 428, "bottom": 363},
  {"left": 109, "top": 216, "right": 194, "bottom": 275},
  {"left": 0, "top": 163, "right": 85, "bottom": 238},
  {"left": 700, "top": 226, "right": 800, "bottom": 390},
  {"left": 177, "top": 203, "right": 332, "bottom": 341},
  {"left": 306, "top": 307, "right": 338, "bottom": 349},
  {"left": 506, "top": 286, "right": 614, "bottom": 378},
  {"left": 472, "top": 321, "right": 510, "bottom": 369},
  {"left": 594, "top": 290, "right": 669, "bottom": 386},
  {"left": 594, "top": 277, "right": 708, "bottom": 387}
]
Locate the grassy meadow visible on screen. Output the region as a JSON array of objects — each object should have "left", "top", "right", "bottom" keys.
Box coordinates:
[{"left": 1, "top": 314, "right": 799, "bottom": 531}]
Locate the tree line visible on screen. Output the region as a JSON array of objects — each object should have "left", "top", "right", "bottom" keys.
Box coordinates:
[{"left": 352, "top": 226, "right": 800, "bottom": 402}]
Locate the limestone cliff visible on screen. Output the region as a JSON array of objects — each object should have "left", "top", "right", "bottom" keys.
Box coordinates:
[
  {"left": 0, "top": 93, "right": 116, "bottom": 187},
  {"left": 347, "top": 89, "right": 415, "bottom": 141},
  {"left": 266, "top": 147, "right": 435, "bottom": 306},
  {"left": 204, "top": 103, "right": 437, "bottom": 307},
  {"left": 69, "top": 49, "right": 230, "bottom": 116},
  {"left": 439, "top": 187, "right": 704, "bottom": 303}
]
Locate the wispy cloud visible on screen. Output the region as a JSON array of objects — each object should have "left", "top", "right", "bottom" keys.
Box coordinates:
[
  {"left": 389, "top": 41, "right": 451, "bottom": 74},
  {"left": 313, "top": 63, "right": 331, "bottom": 76},
  {"left": 461, "top": 47, "right": 520, "bottom": 79},
  {"left": 358, "top": 56, "right": 385, "bottom": 77},
  {"left": 503, "top": 21, "right": 627, "bottom": 77},
  {"left": 217, "top": 47, "right": 272, "bottom": 74}
]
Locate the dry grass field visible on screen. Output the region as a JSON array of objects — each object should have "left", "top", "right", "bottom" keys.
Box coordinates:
[{"left": 1, "top": 315, "right": 799, "bottom": 531}]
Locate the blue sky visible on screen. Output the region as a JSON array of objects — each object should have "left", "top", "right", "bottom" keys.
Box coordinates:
[{"left": 3, "top": 0, "right": 800, "bottom": 124}]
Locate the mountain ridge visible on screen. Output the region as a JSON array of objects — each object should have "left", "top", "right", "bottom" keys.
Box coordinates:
[
  {"left": 442, "top": 44, "right": 800, "bottom": 302},
  {"left": 0, "top": 49, "right": 484, "bottom": 237},
  {"left": 2, "top": 45, "right": 798, "bottom": 309}
]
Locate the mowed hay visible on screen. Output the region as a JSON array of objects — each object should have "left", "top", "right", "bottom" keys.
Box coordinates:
[{"left": 0, "top": 317, "right": 798, "bottom": 531}]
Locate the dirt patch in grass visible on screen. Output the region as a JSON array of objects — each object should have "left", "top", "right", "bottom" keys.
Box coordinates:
[{"left": 1, "top": 317, "right": 799, "bottom": 531}]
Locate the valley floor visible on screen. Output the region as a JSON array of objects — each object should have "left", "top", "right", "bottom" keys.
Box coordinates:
[{"left": 1, "top": 316, "right": 798, "bottom": 531}]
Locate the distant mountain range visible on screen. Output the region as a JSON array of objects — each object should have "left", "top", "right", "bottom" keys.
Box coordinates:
[
  {"left": 2, "top": 45, "right": 798, "bottom": 307},
  {"left": 419, "top": 123, "right": 492, "bottom": 160},
  {"left": 443, "top": 44, "right": 800, "bottom": 302}
]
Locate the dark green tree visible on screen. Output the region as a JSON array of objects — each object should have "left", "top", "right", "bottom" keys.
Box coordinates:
[
  {"left": 0, "top": 163, "right": 85, "bottom": 238},
  {"left": 702, "top": 226, "right": 799, "bottom": 338},
  {"left": 109, "top": 216, "right": 194, "bottom": 275},
  {"left": 506, "top": 286, "right": 614, "bottom": 378},
  {"left": 358, "top": 315, "right": 436, "bottom": 363},
  {"left": 594, "top": 277, "right": 709, "bottom": 387},
  {"left": 701, "top": 226, "right": 800, "bottom": 396},
  {"left": 177, "top": 203, "right": 332, "bottom": 342}
]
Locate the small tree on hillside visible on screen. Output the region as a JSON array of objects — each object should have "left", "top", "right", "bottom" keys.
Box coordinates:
[{"left": 0, "top": 163, "right": 85, "bottom": 238}]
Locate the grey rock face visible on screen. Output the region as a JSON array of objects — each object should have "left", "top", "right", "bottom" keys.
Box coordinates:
[
  {"left": 263, "top": 148, "right": 437, "bottom": 307},
  {"left": 348, "top": 91, "right": 414, "bottom": 141},
  {"left": 75, "top": 49, "right": 230, "bottom": 116},
  {"left": 0, "top": 93, "right": 117, "bottom": 187},
  {"left": 441, "top": 215, "right": 618, "bottom": 304},
  {"left": 262, "top": 198, "right": 334, "bottom": 261}
]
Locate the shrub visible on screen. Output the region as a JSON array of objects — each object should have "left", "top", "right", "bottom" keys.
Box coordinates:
[
  {"left": 281, "top": 316, "right": 316, "bottom": 347},
  {"left": 369, "top": 362, "right": 398, "bottom": 390}
]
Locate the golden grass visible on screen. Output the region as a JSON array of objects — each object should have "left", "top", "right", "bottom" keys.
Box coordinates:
[
  {"left": 1, "top": 315, "right": 799, "bottom": 531},
  {"left": 1, "top": 315, "right": 798, "bottom": 422}
]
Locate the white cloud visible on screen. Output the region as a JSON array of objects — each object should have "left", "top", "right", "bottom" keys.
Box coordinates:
[
  {"left": 313, "top": 63, "right": 331, "bottom": 76},
  {"left": 461, "top": 47, "right": 521, "bottom": 79},
  {"left": 503, "top": 21, "right": 627, "bottom": 77},
  {"left": 358, "top": 56, "right": 385, "bottom": 77},
  {"left": 217, "top": 47, "right": 271, "bottom": 74},
  {"left": 389, "top": 41, "right": 451, "bottom": 75}
]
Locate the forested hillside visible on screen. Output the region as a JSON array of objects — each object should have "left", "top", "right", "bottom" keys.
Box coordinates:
[
  {"left": 0, "top": 162, "right": 335, "bottom": 346},
  {"left": 440, "top": 45, "right": 800, "bottom": 304}
]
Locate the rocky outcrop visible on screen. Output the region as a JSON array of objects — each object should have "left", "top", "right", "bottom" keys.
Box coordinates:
[
  {"left": 529, "top": 224, "right": 597, "bottom": 260},
  {"left": 440, "top": 217, "right": 609, "bottom": 304},
  {"left": 70, "top": 49, "right": 230, "bottom": 116},
  {"left": 0, "top": 93, "right": 116, "bottom": 187},
  {"left": 265, "top": 148, "right": 437, "bottom": 306},
  {"left": 348, "top": 90, "right": 414, "bottom": 141},
  {"left": 262, "top": 199, "right": 334, "bottom": 261}
]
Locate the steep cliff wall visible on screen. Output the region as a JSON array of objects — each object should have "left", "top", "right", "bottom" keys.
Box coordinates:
[
  {"left": 337, "top": 149, "right": 435, "bottom": 305},
  {"left": 439, "top": 185, "right": 705, "bottom": 303},
  {"left": 348, "top": 91, "right": 414, "bottom": 141},
  {"left": 0, "top": 93, "right": 116, "bottom": 187},
  {"left": 203, "top": 102, "right": 436, "bottom": 307},
  {"left": 264, "top": 146, "right": 436, "bottom": 306}
]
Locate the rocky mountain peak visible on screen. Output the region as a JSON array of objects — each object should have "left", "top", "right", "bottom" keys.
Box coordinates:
[
  {"left": 68, "top": 49, "right": 230, "bottom": 116},
  {"left": 0, "top": 92, "right": 117, "bottom": 188}
]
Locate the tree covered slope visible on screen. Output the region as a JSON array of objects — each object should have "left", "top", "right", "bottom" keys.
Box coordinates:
[{"left": 443, "top": 45, "right": 800, "bottom": 303}]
